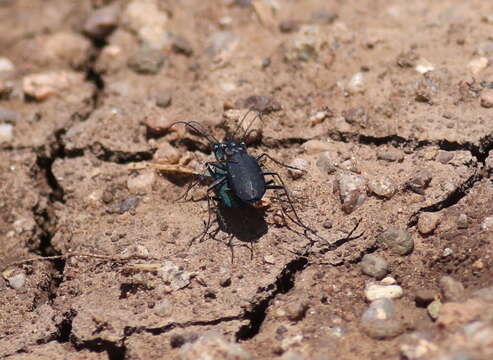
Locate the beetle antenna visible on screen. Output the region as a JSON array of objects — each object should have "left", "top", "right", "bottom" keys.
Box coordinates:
[
  {"left": 169, "top": 121, "right": 219, "bottom": 146},
  {"left": 240, "top": 110, "right": 264, "bottom": 143},
  {"left": 231, "top": 108, "right": 255, "bottom": 141}
]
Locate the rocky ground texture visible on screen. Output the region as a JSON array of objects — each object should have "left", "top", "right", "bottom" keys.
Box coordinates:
[{"left": 1, "top": 0, "right": 493, "bottom": 359}]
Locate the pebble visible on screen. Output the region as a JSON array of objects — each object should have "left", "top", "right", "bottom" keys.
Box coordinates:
[
  {"left": 480, "top": 90, "right": 493, "bottom": 108},
  {"left": 334, "top": 172, "right": 367, "bottom": 214},
  {"left": 481, "top": 216, "right": 493, "bottom": 230},
  {"left": 360, "top": 298, "right": 404, "bottom": 339},
  {"left": 206, "top": 31, "right": 239, "bottom": 59},
  {"left": 365, "top": 283, "right": 403, "bottom": 301},
  {"left": 439, "top": 276, "right": 465, "bottom": 302},
  {"left": 414, "top": 289, "right": 436, "bottom": 307},
  {"left": 153, "top": 142, "right": 181, "bottom": 164},
  {"left": 6, "top": 272, "right": 26, "bottom": 289},
  {"left": 288, "top": 158, "right": 309, "bottom": 180},
  {"left": 83, "top": 4, "right": 120, "bottom": 40},
  {"left": 106, "top": 196, "right": 140, "bottom": 214},
  {"left": 414, "top": 58, "right": 435, "bottom": 74},
  {"left": 22, "top": 71, "right": 84, "bottom": 101},
  {"left": 399, "top": 333, "right": 439, "bottom": 360},
  {"left": 170, "top": 332, "right": 199, "bottom": 348},
  {"left": 342, "top": 106, "right": 367, "bottom": 127},
  {"left": 467, "top": 57, "right": 489, "bottom": 75},
  {"left": 42, "top": 32, "right": 91, "bottom": 69},
  {"left": 417, "top": 212, "right": 441, "bottom": 235},
  {"left": 180, "top": 332, "right": 252, "bottom": 360},
  {"left": 376, "top": 148, "right": 404, "bottom": 162},
  {"left": 427, "top": 299, "right": 442, "bottom": 320},
  {"left": 406, "top": 170, "right": 432, "bottom": 195},
  {"left": 437, "top": 151, "right": 454, "bottom": 164},
  {"left": 316, "top": 151, "right": 337, "bottom": 174},
  {"left": 0, "top": 123, "right": 13, "bottom": 143},
  {"left": 158, "top": 261, "right": 191, "bottom": 291},
  {"left": 368, "top": 176, "right": 397, "bottom": 199},
  {"left": 128, "top": 45, "right": 165, "bottom": 74},
  {"left": 346, "top": 72, "right": 365, "bottom": 94},
  {"left": 0, "top": 57, "right": 15, "bottom": 72},
  {"left": 284, "top": 300, "right": 309, "bottom": 322},
  {"left": 302, "top": 140, "right": 331, "bottom": 154},
  {"left": 279, "top": 19, "right": 299, "bottom": 33},
  {"left": 287, "top": 25, "right": 320, "bottom": 61},
  {"left": 360, "top": 254, "right": 389, "bottom": 280},
  {"left": 123, "top": 0, "right": 168, "bottom": 49},
  {"left": 377, "top": 228, "right": 414, "bottom": 255},
  {"left": 310, "top": 9, "right": 338, "bottom": 24},
  {"left": 154, "top": 298, "right": 173, "bottom": 317},
  {"left": 155, "top": 90, "right": 173, "bottom": 108},
  {"left": 127, "top": 170, "right": 156, "bottom": 195},
  {"left": 235, "top": 94, "right": 281, "bottom": 112},
  {"left": 309, "top": 111, "right": 328, "bottom": 126},
  {"left": 442, "top": 248, "right": 453, "bottom": 257},
  {"left": 172, "top": 35, "right": 194, "bottom": 57},
  {"left": 144, "top": 111, "right": 177, "bottom": 136}
]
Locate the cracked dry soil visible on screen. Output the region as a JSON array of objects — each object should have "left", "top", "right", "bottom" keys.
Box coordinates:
[{"left": 1, "top": 1, "right": 493, "bottom": 359}]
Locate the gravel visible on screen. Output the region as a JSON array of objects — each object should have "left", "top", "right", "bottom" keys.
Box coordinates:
[
  {"left": 128, "top": 45, "right": 166, "bottom": 74},
  {"left": 417, "top": 212, "right": 441, "bottom": 235},
  {"left": 406, "top": 169, "right": 433, "bottom": 195},
  {"left": 439, "top": 276, "right": 465, "bottom": 302},
  {"left": 334, "top": 172, "right": 367, "bottom": 214},
  {"left": 106, "top": 196, "right": 140, "bottom": 214},
  {"left": 180, "top": 332, "right": 252, "bottom": 360},
  {"left": 368, "top": 176, "right": 397, "bottom": 199},
  {"left": 365, "top": 283, "right": 404, "bottom": 301},
  {"left": 83, "top": 4, "right": 120, "bottom": 40}
]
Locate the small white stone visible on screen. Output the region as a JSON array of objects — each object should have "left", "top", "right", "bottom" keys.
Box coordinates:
[
  {"left": 7, "top": 273, "right": 26, "bottom": 289},
  {"left": 380, "top": 276, "right": 397, "bottom": 285},
  {"left": 481, "top": 216, "right": 493, "bottom": 230},
  {"left": 467, "top": 57, "right": 489, "bottom": 75},
  {"left": 415, "top": 58, "right": 435, "bottom": 74},
  {"left": 365, "top": 283, "right": 403, "bottom": 301},
  {"left": 0, "top": 57, "right": 15, "bottom": 72},
  {"left": 347, "top": 72, "right": 365, "bottom": 94},
  {"left": 0, "top": 123, "right": 13, "bottom": 143}
]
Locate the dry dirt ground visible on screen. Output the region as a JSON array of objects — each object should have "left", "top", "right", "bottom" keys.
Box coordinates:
[{"left": 1, "top": 0, "right": 493, "bottom": 359}]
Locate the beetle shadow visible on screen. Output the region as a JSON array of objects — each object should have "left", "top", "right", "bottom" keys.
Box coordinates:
[{"left": 212, "top": 204, "right": 268, "bottom": 244}]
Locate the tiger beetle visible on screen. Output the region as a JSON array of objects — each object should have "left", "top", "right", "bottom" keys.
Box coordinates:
[{"left": 154, "top": 110, "right": 323, "bottom": 244}]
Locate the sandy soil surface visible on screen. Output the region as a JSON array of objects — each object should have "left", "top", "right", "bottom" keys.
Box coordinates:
[{"left": 1, "top": 0, "right": 493, "bottom": 359}]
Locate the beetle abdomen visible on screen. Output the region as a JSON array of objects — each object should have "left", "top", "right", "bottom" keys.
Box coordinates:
[{"left": 226, "top": 152, "right": 266, "bottom": 204}]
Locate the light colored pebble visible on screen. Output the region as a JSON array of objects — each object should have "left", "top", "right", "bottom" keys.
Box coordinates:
[
  {"left": 310, "top": 111, "right": 327, "bottom": 126},
  {"left": 361, "top": 298, "right": 404, "bottom": 339},
  {"left": 380, "top": 276, "right": 397, "bottom": 285},
  {"left": 365, "top": 283, "right": 404, "bottom": 301},
  {"left": 439, "top": 276, "right": 465, "bottom": 302},
  {"left": 153, "top": 142, "right": 181, "bottom": 165},
  {"left": 6, "top": 272, "right": 26, "bottom": 289},
  {"left": 180, "top": 332, "right": 252, "bottom": 360},
  {"left": 288, "top": 158, "right": 309, "bottom": 180},
  {"left": 22, "top": 71, "right": 83, "bottom": 101},
  {"left": 0, "top": 57, "right": 15, "bottom": 72},
  {"left": 346, "top": 72, "right": 365, "bottom": 94},
  {"left": 127, "top": 170, "right": 156, "bottom": 195},
  {"left": 427, "top": 299, "right": 442, "bottom": 320},
  {"left": 0, "top": 123, "right": 13, "bottom": 143},
  {"left": 368, "top": 176, "right": 397, "bottom": 199},
  {"left": 417, "top": 212, "right": 441, "bottom": 235},
  {"left": 415, "top": 58, "right": 434, "bottom": 74},
  {"left": 158, "top": 261, "right": 191, "bottom": 291},
  {"left": 316, "top": 151, "right": 337, "bottom": 174},
  {"left": 334, "top": 172, "right": 367, "bottom": 214},
  {"left": 481, "top": 216, "right": 493, "bottom": 230},
  {"left": 302, "top": 139, "right": 332, "bottom": 154},
  {"left": 467, "top": 57, "right": 489, "bottom": 75},
  {"left": 480, "top": 90, "right": 493, "bottom": 108},
  {"left": 154, "top": 298, "right": 173, "bottom": 317}
]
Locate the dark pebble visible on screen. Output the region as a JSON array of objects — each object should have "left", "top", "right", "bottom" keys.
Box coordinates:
[
  {"left": 172, "top": 35, "right": 194, "bottom": 57},
  {"left": 106, "top": 196, "right": 140, "bottom": 214},
  {"left": 342, "top": 106, "right": 368, "bottom": 127},
  {"left": 279, "top": 19, "right": 299, "bottom": 33},
  {"left": 83, "top": 4, "right": 120, "bottom": 40},
  {"left": 235, "top": 94, "right": 281, "bottom": 113},
  {"left": 414, "top": 289, "right": 436, "bottom": 307},
  {"left": 170, "top": 332, "right": 199, "bottom": 348},
  {"left": 437, "top": 151, "right": 454, "bottom": 164},
  {"left": 407, "top": 170, "right": 432, "bottom": 194},
  {"left": 377, "top": 228, "right": 414, "bottom": 255}
]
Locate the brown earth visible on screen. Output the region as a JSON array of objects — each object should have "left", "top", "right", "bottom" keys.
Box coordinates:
[{"left": 1, "top": 0, "right": 493, "bottom": 359}]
